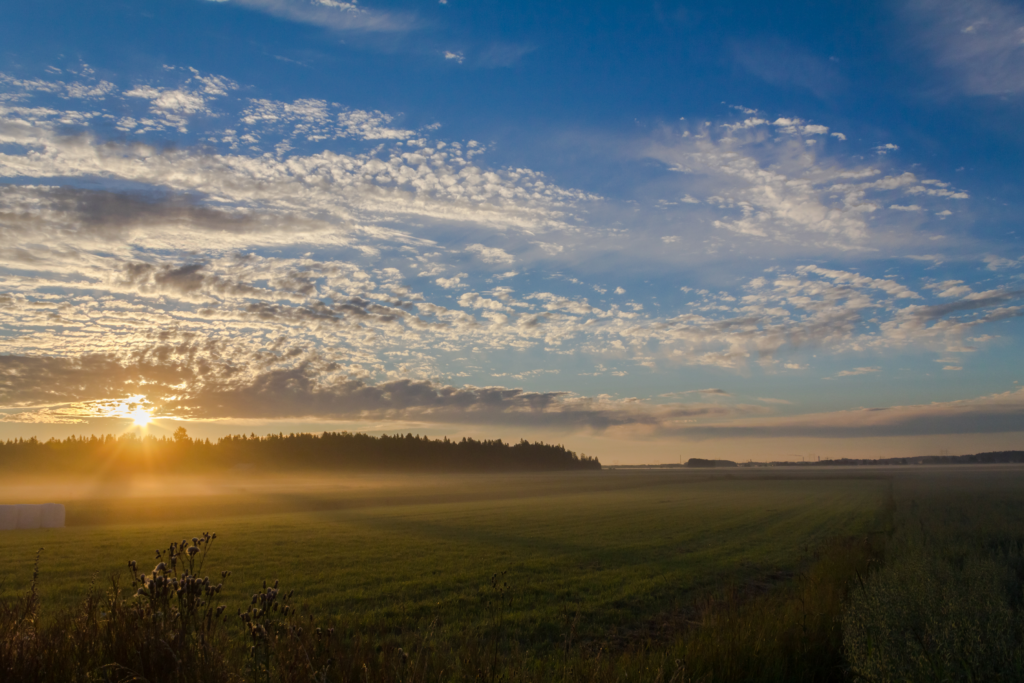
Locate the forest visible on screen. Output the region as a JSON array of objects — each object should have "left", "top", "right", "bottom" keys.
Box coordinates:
[{"left": 0, "top": 430, "right": 601, "bottom": 474}]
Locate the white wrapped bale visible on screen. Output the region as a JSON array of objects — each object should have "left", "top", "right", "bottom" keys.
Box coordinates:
[
  {"left": 41, "top": 503, "right": 65, "bottom": 529},
  {"left": 15, "top": 504, "right": 42, "bottom": 530},
  {"left": 0, "top": 505, "right": 17, "bottom": 531}
]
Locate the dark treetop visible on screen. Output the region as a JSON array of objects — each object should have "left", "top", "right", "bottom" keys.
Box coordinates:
[{"left": 0, "top": 430, "right": 601, "bottom": 475}]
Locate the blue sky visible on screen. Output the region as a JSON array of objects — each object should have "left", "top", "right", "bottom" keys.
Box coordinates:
[{"left": 1, "top": 0, "right": 1022, "bottom": 462}]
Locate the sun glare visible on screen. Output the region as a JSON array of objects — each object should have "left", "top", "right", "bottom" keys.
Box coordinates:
[{"left": 130, "top": 407, "right": 152, "bottom": 427}]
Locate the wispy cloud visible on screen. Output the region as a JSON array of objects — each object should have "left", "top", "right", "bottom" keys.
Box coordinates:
[
  {"left": 829, "top": 367, "right": 881, "bottom": 379},
  {"left": 207, "top": 0, "right": 416, "bottom": 34},
  {"left": 676, "top": 387, "right": 1024, "bottom": 439},
  {"left": 658, "top": 388, "right": 731, "bottom": 398},
  {"left": 732, "top": 37, "right": 845, "bottom": 97},
  {"left": 478, "top": 42, "right": 537, "bottom": 68},
  {"left": 906, "top": 0, "right": 1024, "bottom": 95}
]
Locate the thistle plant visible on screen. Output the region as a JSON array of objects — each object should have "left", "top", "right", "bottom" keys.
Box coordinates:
[
  {"left": 127, "top": 531, "right": 230, "bottom": 671},
  {"left": 239, "top": 578, "right": 295, "bottom": 683}
]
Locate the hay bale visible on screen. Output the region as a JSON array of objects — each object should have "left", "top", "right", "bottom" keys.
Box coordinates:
[
  {"left": 15, "top": 504, "right": 42, "bottom": 530},
  {"left": 41, "top": 503, "right": 65, "bottom": 528},
  {"left": 0, "top": 505, "right": 17, "bottom": 531}
]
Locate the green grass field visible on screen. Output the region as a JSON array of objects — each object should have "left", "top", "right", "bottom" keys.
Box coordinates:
[{"left": 0, "top": 469, "right": 890, "bottom": 651}]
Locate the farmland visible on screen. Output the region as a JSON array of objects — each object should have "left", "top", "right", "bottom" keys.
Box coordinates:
[
  {"left": 8, "top": 465, "right": 1024, "bottom": 682},
  {"left": 1, "top": 469, "right": 888, "bottom": 648}
]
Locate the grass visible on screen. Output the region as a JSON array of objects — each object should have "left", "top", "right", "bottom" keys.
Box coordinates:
[
  {"left": 844, "top": 467, "right": 1024, "bottom": 682},
  {"left": 0, "top": 469, "right": 888, "bottom": 655},
  {"left": 14, "top": 464, "right": 1024, "bottom": 681}
]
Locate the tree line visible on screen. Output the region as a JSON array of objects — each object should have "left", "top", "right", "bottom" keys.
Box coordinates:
[
  {"left": 762, "top": 451, "right": 1024, "bottom": 467},
  {"left": 0, "top": 430, "right": 601, "bottom": 474}
]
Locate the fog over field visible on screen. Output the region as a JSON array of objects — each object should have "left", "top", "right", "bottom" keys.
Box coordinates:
[{"left": 0, "top": 469, "right": 889, "bottom": 632}]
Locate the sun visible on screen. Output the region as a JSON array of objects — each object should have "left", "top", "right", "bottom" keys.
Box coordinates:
[{"left": 130, "top": 406, "right": 152, "bottom": 427}]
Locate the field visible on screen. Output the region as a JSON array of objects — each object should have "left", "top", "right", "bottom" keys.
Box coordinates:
[
  {"left": 8, "top": 465, "right": 1024, "bottom": 682},
  {"left": 1, "top": 469, "right": 889, "bottom": 651}
]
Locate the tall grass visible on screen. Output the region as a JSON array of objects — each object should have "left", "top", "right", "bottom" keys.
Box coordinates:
[{"left": 844, "top": 484, "right": 1024, "bottom": 682}]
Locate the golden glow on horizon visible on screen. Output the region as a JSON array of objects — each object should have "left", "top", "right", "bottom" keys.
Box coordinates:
[{"left": 130, "top": 407, "right": 152, "bottom": 427}]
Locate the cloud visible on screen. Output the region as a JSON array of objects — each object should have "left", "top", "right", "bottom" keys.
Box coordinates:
[
  {"left": 658, "top": 388, "right": 731, "bottom": 398},
  {"left": 117, "top": 69, "right": 237, "bottom": 132},
  {"left": 831, "top": 367, "right": 881, "bottom": 378},
  {"left": 0, "top": 354, "right": 185, "bottom": 407},
  {"left": 8, "top": 351, "right": 1020, "bottom": 443},
  {"left": 125, "top": 86, "right": 208, "bottom": 115},
  {"left": 0, "top": 72, "right": 118, "bottom": 100},
  {"left": 0, "top": 67, "right": 1020, "bottom": 433},
  {"left": 240, "top": 98, "right": 417, "bottom": 141},
  {"left": 985, "top": 254, "right": 1023, "bottom": 270},
  {"left": 906, "top": 0, "right": 1024, "bottom": 95},
  {"left": 478, "top": 43, "right": 537, "bottom": 68},
  {"left": 732, "top": 38, "right": 846, "bottom": 97},
  {"left": 211, "top": 0, "right": 416, "bottom": 34},
  {"left": 676, "top": 387, "right": 1024, "bottom": 439},
  {"left": 643, "top": 120, "right": 968, "bottom": 251},
  {"left": 925, "top": 280, "right": 973, "bottom": 298},
  {"left": 0, "top": 353, "right": 766, "bottom": 432},
  {"left": 466, "top": 244, "right": 515, "bottom": 265},
  {"left": 444, "top": 51, "right": 465, "bottom": 64},
  {"left": 0, "top": 81, "right": 592, "bottom": 246},
  {"left": 435, "top": 275, "right": 469, "bottom": 289}
]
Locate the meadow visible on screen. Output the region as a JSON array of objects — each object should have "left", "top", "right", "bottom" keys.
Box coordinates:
[
  {"left": 0, "top": 469, "right": 888, "bottom": 648},
  {"left": 5, "top": 465, "right": 1023, "bottom": 682}
]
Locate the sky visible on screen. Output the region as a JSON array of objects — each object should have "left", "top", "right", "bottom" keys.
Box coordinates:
[{"left": 1, "top": 0, "right": 1023, "bottom": 463}]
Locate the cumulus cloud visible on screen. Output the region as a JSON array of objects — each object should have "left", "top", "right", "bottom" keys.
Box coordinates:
[
  {"left": 643, "top": 119, "right": 968, "bottom": 251},
  {"left": 466, "top": 244, "right": 515, "bottom": 264},
  {"left": 925, "top": 280, "right": 973, "bottom": 298}
]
